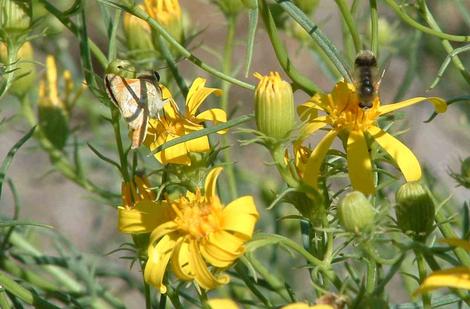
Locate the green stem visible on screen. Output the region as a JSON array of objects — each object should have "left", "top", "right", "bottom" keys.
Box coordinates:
[
  {"left": 335, "top": 0, "right": 361, "bottom": 53},
  {"left": 415, "top": 250, "right": 431, "bottom": 309},
  {"left": 0, "top": 39, "right": 19, "bottom": 100},
  {"left": 122, "top": 4, "right": 254, "bottom": 90},
  {"left": 417, "top": 1, "right": 470, "bottom": 86},
  {"left": 110, "top": 108, "right": 130, "bottom": 182},
  {"left": 270, "top": 144, "right": 299, "bottom": 188},
  {"left": 0, "top": 271, "right": 60, "bottom": 308},
  {"left": 244, "top": 255, "right": 291, "bottom": 301},
  {"left": 0, "top": 289, "right": 9, "bottom": 308},
  {"left": 220, "top": 15, "right": 239, "bottom": 201},
  {"left": 38, "top": 0, "right": 108, "bottom": 68},
  {"left": 234, "top": 261, "right": 273, "bottom": 308},
  {"left": 385, "top": 0, "right": 470, "bottom": 42},
  {"left": 20, "top": 97, "right": 117, "bottom": 200},
  {"left": 157, "top": 35, "right": 189, "bottom": 97},
  {"left": 361, "top": 241, "right": 402, "bottom": 265},
  {"left": 365, "top": 259, "right": 377, "bottom": 294},
  {"left": 369, "top": 0, "right": 379, "bottom": 55},
  {"left": 435, "top": 210, "right": 470, "bottom": 267},
  {"left": 259, "top": 0, "right": 321, "bottom": 95},
  {"left": 144, "top": 278, "right": 152, "bottom": 309}
]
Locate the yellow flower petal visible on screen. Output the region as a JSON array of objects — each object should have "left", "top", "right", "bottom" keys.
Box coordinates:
[
  {"left": 118, "top": 200, "right": 165, "bottom": 234},
  {"left": 171, "top": 239, "right": 194, "bottom": 281},
  {"left": 186, "top": 78, "right": 223, "bottom": 115},
  {"left": 200, "top": 230, "right": 244, "bottom": 267},
  {"left": 378, "top": 97, "right": 447, "bottom": 115},
  {"left": 414, "top": 267, "right": 470, "bottom": 295},
  {"left": 441, "top": 238, "right": 470, "bottom": 251},
  {"left": 188, "top": 239, "right": 230, "bottom": 290},
  {"left": 159, "top": 134, "right": 191, "bottom": 165},
  {"left": 347, "top": 130, "right": 375, "bottom": 195},
  {"left": 205, "top": 167, "right": 223, "bottom": 201},
  {"left": 144, "top": 234, "right": 177, "bottom": 294},
  {"left": 368, "top": 126, "right": 422, "bottom": 182},
  {"left": 297, "top": 100, "right": 321, "bottom": 121},
  {"left": 207, "top": 298, "right": 239, "bottom": 309},
  {"left": 298, "top": 116, "right": 328, "bottom": 141},
  {"left": 195, "top": 108, "right": 228, "bottom": 134},
  {"left": 163, "top": 100, "right": 180, "bottom": 119},
  {"left": 303, "top": 130, "right": 338, "bottom": 189},
  {"left": 222, "top": 196, "right": 259, "bottom": 238},
  {"left": 149, "top": 221, "right": 179, "bottom": 242},
  {"left": 185, "top": 135, "right": 210, "bottom": 153}
]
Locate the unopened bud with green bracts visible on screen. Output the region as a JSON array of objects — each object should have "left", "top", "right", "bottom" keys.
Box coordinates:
[
  {"left": 395, "top": 182, "right": 435, "bottom": 241},
  {"left": 0, "top": 0, "right": 32, "bottom": 40},
  {"left": 254, "top": 72, "right": 295, "bottom": 140},
  {"left": 338, "top": 191, "right": 375, "bottom": 233}
]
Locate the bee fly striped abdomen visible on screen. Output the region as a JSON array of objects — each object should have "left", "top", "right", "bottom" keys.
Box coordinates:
[{"left": 354, "top": 50, "right": 379, "bottom": 109}]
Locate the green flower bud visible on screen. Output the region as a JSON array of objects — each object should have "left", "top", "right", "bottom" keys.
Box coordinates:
[
  {"left": 338, "top": 191, "right": 375, "bottom": 233},
  {"left": 293, "top": 0, "right": 319, "bottom": 14},
  {"left": 254, "top": 72, "right": 295, "bottom": 140},
  {"left": 38, "top": 56, "right": 70, "bottom": 150},
  {"left": 395, "top": 182, "right": 435, "bottom": 240},
  {"left": 0, "top": 0, "right": 32, "bottom": 40},
  {"left": 0, "top": 41, "right": 36, "bottom": 98},
  {"left": 241, "top": 0, "right": 257, "bottom": 9},
  {"left": 123, "top": 6, "right": 154, "bottom": 59},
  {"left": 451, "top": 157, "right": 470, "bottom": 189},
  {"left": 105, "top": 59, "right": 136, "bottom": 78}
]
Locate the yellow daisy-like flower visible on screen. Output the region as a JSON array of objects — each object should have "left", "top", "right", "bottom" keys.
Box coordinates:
[
  {"left": 414, "top": 238, "right": 470, "bottom": 295},
  {"left": 144, "top": 77, "right": 227, "bottom": 165},
  {"left": 297, "top": 81, "right": 447, "bottom": 195},
  {"left": 144, "top": 0, "right": 183, "bottom": 42},
  {"left": 119, "top": 167, "right": 259, "bottom": 293}
]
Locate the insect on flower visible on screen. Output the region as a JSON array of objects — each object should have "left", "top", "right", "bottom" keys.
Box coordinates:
[
  {"left": 104, "top": 70, "right": 168, "bottom": 149},
  {"left": 353, "top": 50, "right": 385, "bottom": 109}
]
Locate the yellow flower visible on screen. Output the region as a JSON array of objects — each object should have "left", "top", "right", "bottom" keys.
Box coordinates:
[
  {"left": 144, "top": 0, "right": 183, "bottom": 42},
  {"left": 119, "top": 167, "right": 259, "bottom": 293},
  {"left": 207, "top": 298, "right": 240, "bottom": 309},
  {"left": 144, "top": 77, "right": 227, "bottom": 165},
  {"left": 122, "top": 5, "right": 154, "bottom": 57},
  {"left": 38, "top": 55, "right": 85, "bottom": 149},
  {"left": 297, "top": 81, "right": 446, "bottom": 195},
  {"left": 414, "top": 238, "right": 470, "bottom": 295}
]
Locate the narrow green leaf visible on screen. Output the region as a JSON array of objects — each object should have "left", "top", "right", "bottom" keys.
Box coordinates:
[
  {"left": 244, "top": 7, "right": 258, "bottom": 77},
  {"left": 0, "top": 126, "right": 35, "bottom": 201},
  {"left": 275, "top": 0, "right": 352, "bottom": 82},
  {"left": 0, "top": 220, "right": 52, "bottom": 229},
  {"left": 88, "top": 143, "right": 122, "bottom": 171},
  {"left": 151, "top": 114, "right": 254, "bottom": 155}
]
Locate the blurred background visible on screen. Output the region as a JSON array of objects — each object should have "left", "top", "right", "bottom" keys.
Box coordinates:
[{"left": 0, "top": 0, "right": 469, "bottom": 306}]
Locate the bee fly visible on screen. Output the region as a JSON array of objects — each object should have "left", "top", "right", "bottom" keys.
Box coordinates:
[{"left": 353, "top": 50, "right": 383, "bottom": 109}]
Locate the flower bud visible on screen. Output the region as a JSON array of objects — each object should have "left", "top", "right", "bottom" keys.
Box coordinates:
[
  {"left": 254, "top": 72, "right": 295, "bottom": 140},
  {"left": 213, "top": 0, "right": 244, "bottom": 16},
  {"left": 123, "top": 6, "right": 154, "bottom": 59},
  {"left": 105, "top": 59, "right": 136, "bottom": 78},
  {"left": 395, "top": 182, "right": 435, "bottom": 240},
  {"left": 293, "top": 0, "right": 319, "bottom": 15},
  {"left": 451, "top": 157, "right": 470, "bottom": 189},
  {"left": 38, "top": 56, "right": 69, "bottom": 150},
  {"left": 144, "top": 0, "right": 183, "bottom": 43},
  {"left": 338, "top": 191, "right": 375, "bottom": 233},
  {"left": 0, "top": 0, "right": 32, "bottom": 39},
  {"left": 0, "top": 41, "right": 36, "bottom": 98}
]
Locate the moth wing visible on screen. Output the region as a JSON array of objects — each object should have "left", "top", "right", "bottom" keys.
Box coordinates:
[
  {"left": 130, "top": 109, "right": 149, "bottom": 149},
  {"left": 140, "top": 79, "right": 166, "bottom": 118}
]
